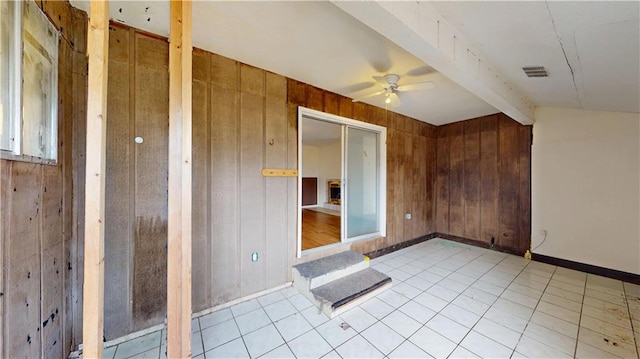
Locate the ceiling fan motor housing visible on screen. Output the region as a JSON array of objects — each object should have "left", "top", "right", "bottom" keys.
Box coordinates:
[{"left": 384, "top": 74, "right": 400, "bottom": 89}]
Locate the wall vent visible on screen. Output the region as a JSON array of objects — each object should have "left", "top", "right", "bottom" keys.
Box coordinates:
[{"left": 522, "top": 66, "right": 548, "bottom": 77}]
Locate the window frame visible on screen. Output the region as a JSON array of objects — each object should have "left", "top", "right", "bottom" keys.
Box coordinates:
[{"left": 0, "top": 0, "right": 59, "bottom": 165}]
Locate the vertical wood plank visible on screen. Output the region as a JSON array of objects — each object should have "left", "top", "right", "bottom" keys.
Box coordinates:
[
  {"left": 435, "top": 126, "right": 450, "bottom": 233},
  {"left": 448, "top": 122, "right": 464, "bottom": 237},
  {"left": 498, "top": 114, "right": 519, "bottom": 249},
  {"left": 338, "top": 96, "right": 353, "bottom": 118},
  {"left": 239, "top": 64, "right": 266, "bottom": 296},
  {"left": 306, "top": 85, "right": 324, "bottom": 111},
  {"left": 82, "top": 1, "right": 109, "bottom": 357},
  {"left": 480, "top": 115, "right": 498, "bottom": 244},
  {"left": 167, "top": 1, "right": 193, "bottom": 356},
  {"left": 425, "top": 125, "right": 437, "bottom": 233},
  {"left": 0, "top": 161, "right": 7, "bottom": 358},
  {"left": 518, "top": 125, "right": 532, "bottom": 253},
  {"left": 265, "top": 72, "right": 288, "bottom": 288},
  {"left": 463, "top": 120, "right": 481, "bottom": 241},
  {"left": 104, "top": 24, "right": 131, "bottom": 338},
  {"left": 324, "top": 92, "right": 338, "bottom": 116},
  {"left": 394, "top": 129, "right": 406, "bottom": 242},
  {"left": 385, "top": 127, "right": 396, "bottom": 245}
]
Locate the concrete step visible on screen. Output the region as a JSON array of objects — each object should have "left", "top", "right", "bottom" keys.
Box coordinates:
[
  {"left": 311, "top": 268, "right": 392, "bottom": 318},
  {"left": 292, "top": 250, "right": 392, "bottom": 318},
  {"left": 292, "top": 250, "right": 369, "bottom": 291}
]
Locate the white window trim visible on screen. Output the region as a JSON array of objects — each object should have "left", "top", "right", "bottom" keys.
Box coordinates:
[{"left": 0, "top": 0, "right": 59, "bottom": 165}]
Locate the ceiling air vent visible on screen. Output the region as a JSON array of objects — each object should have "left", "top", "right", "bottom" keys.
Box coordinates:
[{"left": 522, "top": 66, "right": 549, "bottom": 77}]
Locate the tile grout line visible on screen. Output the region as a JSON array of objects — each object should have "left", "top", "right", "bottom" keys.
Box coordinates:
[
  {"left": 622, "top": 283, "right": 640, "bottom": 358},
  {"left": 572, "top": 272, "right": 589, "bottom": 359}
]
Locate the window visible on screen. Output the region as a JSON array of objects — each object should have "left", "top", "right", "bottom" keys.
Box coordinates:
[{"left": 0, "top": 0, "right": 59, "bottom": 163}]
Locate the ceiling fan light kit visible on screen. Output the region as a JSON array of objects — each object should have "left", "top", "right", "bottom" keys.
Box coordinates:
[{"left": 352, "top": 73, "right": 434, "bottom": 106}]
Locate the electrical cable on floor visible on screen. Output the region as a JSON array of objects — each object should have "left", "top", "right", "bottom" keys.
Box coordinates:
[{"left": 531, "top": 231, "right": 548, "bottom": 252}]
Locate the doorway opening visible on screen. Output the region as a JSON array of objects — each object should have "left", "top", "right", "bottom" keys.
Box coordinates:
[{"left": 297, "top": 107, "right": 386, "bottom": 256}]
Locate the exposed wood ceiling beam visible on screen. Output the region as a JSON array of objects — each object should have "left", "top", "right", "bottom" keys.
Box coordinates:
[
  {"left": 82, "top": 1, "right": 109, "bottom": 358},
  {"left": 332, "top": 1, "right": 535, "bottom": 125},
  {"left": 167, "top": 1, "right": 193, "bottom": 357}
]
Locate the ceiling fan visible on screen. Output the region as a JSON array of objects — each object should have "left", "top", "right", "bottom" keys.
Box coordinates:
[{"left": 352, "top": 74, "right": 434, "bottom": 106}]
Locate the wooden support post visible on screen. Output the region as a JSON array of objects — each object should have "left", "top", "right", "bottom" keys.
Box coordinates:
[
  {"left": 167, "top": 1, "right": 193, "bottom": 357},
  {"left": 82, "top": 1, "right": 109, "bottom": 358}
]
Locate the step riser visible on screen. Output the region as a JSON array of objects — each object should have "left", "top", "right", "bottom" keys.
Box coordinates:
[
  {"left": 295, "top": 259, "right": 369, "bottom": 290},
  {"left": 321, "top": 281, "right": 392, "bottom": 318}
]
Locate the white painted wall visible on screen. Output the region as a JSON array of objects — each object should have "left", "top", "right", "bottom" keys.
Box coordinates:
[
  {"left": 532, "top": 107, "right": 640, "bottom": 274},
  {"left": 302, "top": 142, "right": 341, "bottom": 206}
]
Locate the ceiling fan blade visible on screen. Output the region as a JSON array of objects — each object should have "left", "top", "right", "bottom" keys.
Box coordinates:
[
  {"left": 372, "top": 75, "right": 388, "bottom": 86},
  {"left": 388, "top": 92, "right": 401, "bottom": 107},
  {"left": 352, "top": 90, "right": 386, "bottom": 103},
  {"left": 396, "top": 81, "right": 434, "bottom": 92}
]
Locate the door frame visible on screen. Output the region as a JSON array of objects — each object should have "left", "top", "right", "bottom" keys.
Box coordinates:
[{"left": 297, "top": 106, "right": 387, "bottom": 258}]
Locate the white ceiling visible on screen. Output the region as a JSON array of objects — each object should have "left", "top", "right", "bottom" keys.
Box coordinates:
[{"left": 69, "top": 1, "right": 639, "bottom": 126}]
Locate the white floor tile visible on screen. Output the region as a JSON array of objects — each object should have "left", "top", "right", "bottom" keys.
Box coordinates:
[
  {"left": 473, "top": 317, "right": 521, "bottom": 349},
  {"left": 500, "top": 289, "right": 539, "bottom": 309},
  {"left": 391, "top": 282, "right": 423, "bottom": 299},
  {"left": 321, "top": 350, "right": 341, "bottom": 359},
  {"left": 103, "top": 345, "right": 117, "bottom": 359},
  {"left": 439, "top": 303, "right": 481, "bottom": 328},
  {"left": 425, "top": 314, "right": 470, "bottom": 343},
  {"left": 575, "top": 341, "right": 624, "bottom": 359},
  {"left": 377, "top": 289, "right": 410, "bottom": 308},
  {"left": 585, "top": 287, "right": 627, "bottom": 307},
  {"left": 544, "top": 285, "right": 584, "bottom": 303},
  {"left": 460, "top": 331, "right": 512, "bottom": 359},
  {"left": 426, "top": 284, "right": 459, "bottom": 302},
  {"left": 438, "top": 278, "right": 469, "bottom": 293},
  {"left": 413, "top": 291, "right": 449, "bottom": 312},
  {"left": 274, "top": 312, "right": 313, "bottom": 342},
  {"left": 398, "top": 263, "right": 424, "bottom": 276},
  {"left": 581, "top": 304, "right": 632, "bottom": 330},
  {"left": 452, "top": 294, "right": 490, "bottom": 316},
  {"left": 132, "top": 347, "right": 160, "bottom": 359},
  {"left": 381, "top": 310, "right": 421, "bottom": 338},
  {"left": 259, "top": 344, "right": 295, "bottom": 359},
  {"left": 579, "top": 315, "right": 636, "bottom": 345},
  {"left": 578, "top": 326, "right": 639, "bottom": 359},
  {"left": 471, "top": 280, "right": 505, "bottom": 296},
  {"left": 199, "top": 308, "right": 233, "bottom": 330},
  {"left": 299, "top": 306, "right": 330, "bottom": 328},
  {"left": 448, "top": 345, "right": 480, "bottom": 358},
  {"left": 360, "top": 297, "right": 394, "bottom": 319},
  {"left": 201, "top": 319, "right": 241, "bottom": 352},
  {"left": 491, "top": 298, "right": 534, "bottom": 320},
  {"left": 230, "top": 299, "right": 262, "bottom": 317},
  {"left": 448, "top": 272, "right": 476, "bottom": 286},
  {"left": 415, "top": 270, "right": 444, "bottom": 283},
  {"left": 398, "top": 300, "right": 436, "bottom": 324},
  {"left": 263, "top": 300, "right": 297, "bottom": 322},
  {"left": 287, "top": 330, "right": 332, "bottom": 359},
  {"left": 242, "top": 324, "right": 284, "bottom": 358},
  {"left": 536, "top": 300, "right": 580, "bottom": 324},
  {"left": 409, "top": 327, "right": 457, "bottom": 358},
  {"left": 462, "top": 287, "right": 498, "bottom": 306},
  {"left": 235, "top": 308, "right": 272, "bottom": 335},
  {"left": 388, "top": 340, "right": 432, "bottom": 359},
  {"left": 317, "top": 318, "right": 358, "bottom": 347},
  {"left": 192, "top": 332, "right": 204, "bottom": 356},
  {"left": 204, "top": 338, "right": 249, "bottom": 359},
  {"left": 404, "top": 276, "right": 435, "bottom": 291},
  {"left": 278, "top": 285, "right": 300, "bottom": 298},
  {"left": 387, "top": 268, "right": 414, "bottom": 282},
  {"left": 483, "top": 307, "right": 529, "bottom": 333},
  {"left": 530, "top": 310, "right": 578, "bottom": 339},
  {"left": 114, "top": 332, "right": 162, "bottom": 359},
  {"left": 523, "top": 322, "right": 575, "bottom": 355},
  {"left": 257, "top": 291, "right": 286, "bottom": 307},
  {"left": 549, "top": 279, "right": 585, "bottom": 295},
  {"left": 541, "top": 292, "right": 582, "bottom": 313},
  {"left": 361, "top": 322, "right": 405, "bottom": 355},
  {"left": 339, "top": 307, "right": 377, "bottom": 332},
  {"left": 335, "top": 334, "right": 384, "bottom": 359},
  {"left": 287, "top": 293, "right": 313, "bottom": 311}
]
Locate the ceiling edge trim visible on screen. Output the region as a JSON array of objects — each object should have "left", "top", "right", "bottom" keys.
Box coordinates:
[{"left": 332, "top": 1, "right": 535, "bottom": 125}]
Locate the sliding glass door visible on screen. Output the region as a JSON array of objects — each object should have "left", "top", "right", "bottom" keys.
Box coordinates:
[{"left": 345, "top": 127, "right": 380, "bottom": 240}]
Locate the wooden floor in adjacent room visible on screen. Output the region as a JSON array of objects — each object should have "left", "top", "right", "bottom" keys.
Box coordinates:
[{"left": 302, "top": 209, "right": 341, "bottom": 250}]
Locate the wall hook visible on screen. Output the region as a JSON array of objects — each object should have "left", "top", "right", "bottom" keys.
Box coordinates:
[{"left": 269, "top": 139, "right": 275, "bottom": 146}]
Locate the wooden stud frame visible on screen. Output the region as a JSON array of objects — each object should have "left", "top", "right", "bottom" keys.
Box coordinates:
[
  {"left": 167, "top": 1, "right": 193, "bottom": 357},
  {"left": 82, "top": 1, "right": 109, "bottom": 358}
]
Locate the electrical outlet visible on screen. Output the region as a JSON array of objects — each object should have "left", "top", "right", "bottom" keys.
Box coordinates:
[
  {"left": 405, "top": 213, "right": 412, "bottom": 220},
  {"left": 251, "top": 252, "right": 259, "bottom": 262}
]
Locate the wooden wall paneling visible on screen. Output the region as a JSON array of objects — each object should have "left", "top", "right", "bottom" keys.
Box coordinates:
[
  {"left": 435, "top": 126, "right": 450, "bottom": 233},
  {"left": 352, "top": 102, "right": 367, "bottom": 123},
  {"left": 287, "top": 79, "right": 306, "bottom": 106},
  {"left": 394, "top": 127, "right": 406, "bottom": 243},
  {"left": 306, "top": 86, "right": 324, "bottom": 111},
  {"left": 425, "top": 125, "right": 436, "bottom": 233},
  {"left": 497, "top": 114, "right": 520, "bottom": 250},
  {"left": 42, "top": 0, "right": 72, "bottom": 43},
  {"left": 463, "top": 120, "right": 481, "bottom": 241},
  {"left": 265, "top": 72, "right": 288, "bottom": 288},
  {"left": 385, "top": 126, "right": 397, "bottom": 245},
  {"left": 239, "top": 64, "right": 266, "bottom": 296},
  {"left": 0, "top": 161, "right": 7, "bottom": 357},
  {"left": 518, "top": 125, "right": 532, "bottom": 253},
  {"left": 104, "top": 24, "right": 132, "bottom": 339},
  {"left": 41, "top": 165, "right": 64, "bottom": 358},
  {"left": 448, "top": 122, "right": 464, "bottom": 237},
  {"left": 132, "top": 33, "right": 169, "bottom": 331},
  {"left": 191, "top": 50, "right": 211, "bottom": 312},
  {"left": 479, "top": 115, "right": 499, "bottom": 244},
  {"left": 286, "top": 102, "right": 298, "bottom": 276},
  {"left": 403, "top": 129, "right": 413, "bottom": 241},
  {"left": 411, "top": 132, "right": 423, "bottom": 239},
  {"left": 324, "top": 92, "right": 338, "bottom": 116},
  {"left": 338, "top": 96, "right": 353, "bottom": 119},
  {"left": 210, "top": 54, "right": 241, "bottom": 303},
  {"left": 6, "top": 163, "right": 42, "bottom": 358},
  {"left": 418, "top": 133, "right": 428, "bottom": 236}
]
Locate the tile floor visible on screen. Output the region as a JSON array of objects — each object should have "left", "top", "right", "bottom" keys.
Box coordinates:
[{"left": 103, "top": 239, "right": 640, "bottom": 358}]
